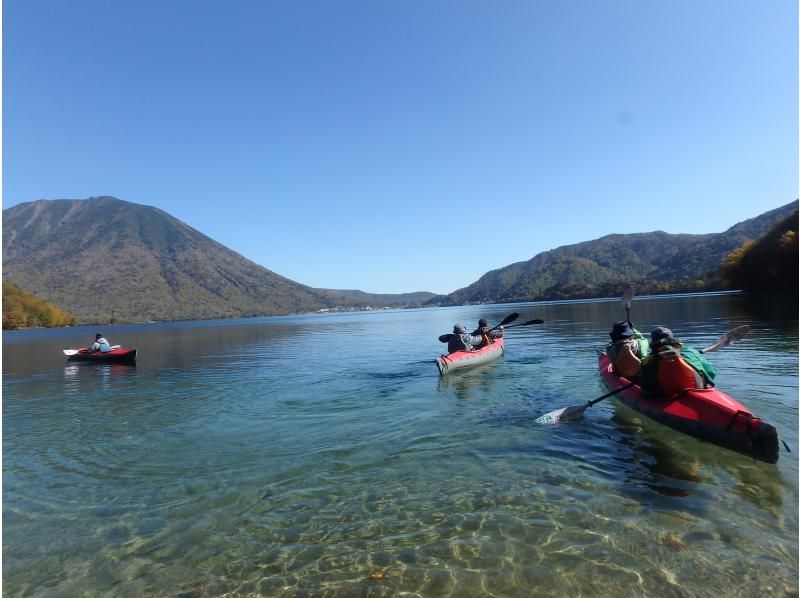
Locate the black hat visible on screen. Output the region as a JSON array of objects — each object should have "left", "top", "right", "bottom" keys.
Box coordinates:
[
  {"left": 453, "top": 323, "right": 466, "bottom": 334},
  {"left": 608, "top": 320, "right": 635, "bottom": 340},
  {"left": 651, "top": 326, "right": 674, "bottom": 345},
  {"left": 478, "top": 318, "right": 488, "bottom": 327},
  {"left": 95, "top": 333, "right": 103, "bottom": 339},
  {"left": 610, "top": 320, "right": 634, "bottom": 340}
]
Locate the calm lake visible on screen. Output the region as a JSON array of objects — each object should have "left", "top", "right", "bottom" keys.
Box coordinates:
[{"left": 3, "top": 292, "right": 798, "bottom": 597}]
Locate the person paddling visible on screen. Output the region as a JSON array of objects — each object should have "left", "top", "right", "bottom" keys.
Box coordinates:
[
  {"left": 605, "top": 320, "right": 649, "bottom": 378},
  {"left": 442, "top": 324, "right": 484, "bottom": 354},
  {"left": 639, "top": 327, "right": 717, "bottom": 397},
  {"left": 91, "top": 333, "right": 112, "bottom": 353},
  {"left": 472, "top": 318, "right": 504, "bottom": 347}
]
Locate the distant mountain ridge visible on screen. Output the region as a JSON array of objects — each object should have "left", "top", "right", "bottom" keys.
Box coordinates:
[
  {"left": 432, "top": 200, "right": 799, "bottom": 305},
  {"left": 2, "top": 197, "right": 436, "bottom": 324},
  {"left": 3, "top": 196, "right": 795, "bottom": 324}
]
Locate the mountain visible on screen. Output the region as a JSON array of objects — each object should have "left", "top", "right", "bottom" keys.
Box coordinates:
[
  {"left": 2, "top": 280, "right": 76, "bottom": 329},
  {"left": 719, "top": 209, "right": 798, "bottom": 292},
  {"left": 432, "top": 200, "right": 799, "bottom": 305},
  {"left": 2, "top": 197, "right": 435, "bottom": 324}
]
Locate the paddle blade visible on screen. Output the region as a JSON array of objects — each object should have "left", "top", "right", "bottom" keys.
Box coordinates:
[
  {"left": 535, "top": 403, "right": 589, "bottom": 424},
  {"left": 621, "top": 286, "right": 636, "bottom": 310},
  {"left": 439, "top": 334, "right": 451, "bottom": 343},
  {"left": 700, "top": 325, "right": 751, "bottom": 353},
  {"left": 499, "top": 312, "right": 519, "bottom": 327},
  {"left": 63, "top": 349, "right": 79, "bottom": 356}
]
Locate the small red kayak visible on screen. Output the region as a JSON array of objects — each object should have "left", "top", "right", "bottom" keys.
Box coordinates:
[
  {"left": 65, "top": 347, "right": 137, "bottom": 363},
  {"left": 598, "top": 352, "right": 779, "bottom": 463},
  {"left": 436, "top": 338, "right": 504, "bottom": 375}
]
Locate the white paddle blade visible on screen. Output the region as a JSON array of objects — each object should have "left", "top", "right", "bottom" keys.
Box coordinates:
[
  {"left": 535, "top": 404, "right": 589, "bottom": 424},
  {"left": 700, "top": 325, "right": 751, "bottom": 353},
  {"left": 621, "top": 286, "right": 636, "bottom": 309},
  {"left": 63, "top": 349, "right": 80, "bottom": 356},
  {"left": 110, "top": 345, "right": 121, "bottom": 349}
]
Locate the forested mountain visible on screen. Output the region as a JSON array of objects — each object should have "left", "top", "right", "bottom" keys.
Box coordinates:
[
  {"left": 431, "top": 200, "right": 798, "bottom": 305},
  {"left": 2, "top": 197, "right": 435, "bottom": 324},
  {"left": 2, "top": 280, "right": 76, "bottom": 329},
  {"left": 720, "top": 209, "right": 798, "bottom": 292},
  {"left": 3, "top": 196, "right": 795, "bottom": 325}
]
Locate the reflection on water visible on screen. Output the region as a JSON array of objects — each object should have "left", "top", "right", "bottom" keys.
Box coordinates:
[{"left": 3, "top": 294, "right": 798, "bottom": 596}]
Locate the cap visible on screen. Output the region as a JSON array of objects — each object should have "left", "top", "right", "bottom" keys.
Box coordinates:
[
  {"left": 453, "top": 323, "right": 466, "bottom": 334},
  {"left": 650, "top": 326, "right": 674, "bottom": 345}
]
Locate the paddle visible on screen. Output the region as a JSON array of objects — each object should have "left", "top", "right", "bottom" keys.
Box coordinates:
[
  {"left": 63, "top": 344, "right": 121, "bottom": 356},
  {"left": 502, "top": 318, "right": 544, "bottom": 329},
  {"left": 699, "top": 325, "right": 750, "bottom": 354},
  {"left": 438, "top": 313, "right": 519, "bottom": 343},
  {"left": 535, "top": 325, "right": 752, "bottom": 424},
  {"left": 622, "top": 286, "right": 635, "bottom": 324}
]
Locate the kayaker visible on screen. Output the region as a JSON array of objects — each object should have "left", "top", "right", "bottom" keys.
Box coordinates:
[
  {"left": 605, "top": 320, "right": 649, "bottom": 378},
  {"left": 91, "top": 333, "right": 112, "bottom": 353},
  {"left": 472, "top": 318, "right": 503, "bottom": 347},
  {"left": 639, "top": 327, "right": 717, "bottom": 397},
  {"left": 444, "top": 323, "right": 484, "bottom": 353}
]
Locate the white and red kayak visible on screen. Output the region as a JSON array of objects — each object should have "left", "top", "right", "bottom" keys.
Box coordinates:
[{"left": 436, "top": 338, "right": 504, "bottom": 375}]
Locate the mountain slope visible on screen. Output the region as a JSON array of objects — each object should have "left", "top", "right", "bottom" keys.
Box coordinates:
[
  {"left": 2, "top": 280, "right": 76, "bottom": 329},
  {"left": 720, "top": 209, "right": 799, "bottom": 292},
  {"left": 2, "top": 197, "right": 340, "bottom": 323},
  {"left": 435, "top": 200, "right": 798, "bottom": 305}
]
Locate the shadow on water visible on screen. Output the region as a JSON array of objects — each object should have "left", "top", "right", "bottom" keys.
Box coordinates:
[
  {"left": 607, "top": 405, "right": 784, "bottom": 515},
  {"left": 436, "top": 363, "right": 499, "bottom": 401},
  {"left": 734, "top": 292, "right": 799, "bottom": 335}
]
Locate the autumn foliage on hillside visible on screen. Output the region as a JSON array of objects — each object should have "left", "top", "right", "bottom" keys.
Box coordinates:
[
  {"left": 720, "top": 210, "right": 798, "bottom": 293},
  {"left": 3, "top": 281, "right": 76, "bottom": 329}
]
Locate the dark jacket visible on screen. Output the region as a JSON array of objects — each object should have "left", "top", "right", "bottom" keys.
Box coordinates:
[{"left": 447, "top": 333, "right": 484, "bottom": 354}]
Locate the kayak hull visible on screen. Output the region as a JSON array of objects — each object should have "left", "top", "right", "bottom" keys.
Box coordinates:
[
  {"left": 598, "top": 352, "right": 779, "bottom": 463},
  {"left": 67, "top": 348, "right": 137, "bottom": 363},
  {"left": 436, "top": 338, "right": 504, "bottom": 375}
]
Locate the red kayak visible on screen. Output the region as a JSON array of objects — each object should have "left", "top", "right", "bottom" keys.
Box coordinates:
[
  {"left": 598, "top": 352, "right": 779, "bottom": 463},
  {"left": 66, "top": 347, "right": 137, "bottom": 363},
  {"left": 436, "top": 338, "right": 504, "bottom": 375}
]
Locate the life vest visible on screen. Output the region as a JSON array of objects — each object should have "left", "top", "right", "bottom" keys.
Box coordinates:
[
  {"left": 655, "top": 347, "right": 706, "bottom": 395},
  {"left": 613, "top": 343, "right": 642, "bottom": 379}
]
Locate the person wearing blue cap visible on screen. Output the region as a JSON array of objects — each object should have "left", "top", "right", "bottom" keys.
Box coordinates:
[
  {"left": 605, "top": 320, "right": 649, "bottom": 378},
  {"left": 639, "top": 327, "right": 717, "bottom": 397}
]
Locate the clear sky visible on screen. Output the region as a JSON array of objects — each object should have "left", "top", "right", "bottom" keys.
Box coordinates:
[{"left": 3, "top": 0, "right": 797, "bottom": 295}]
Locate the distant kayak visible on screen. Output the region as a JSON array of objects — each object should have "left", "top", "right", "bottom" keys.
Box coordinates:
[
  {"left": 65, "top": 347, "right": 137, "bottom": 363},
  {"left": 597, "top": 351, "right": 779, "bottom": 463},
  {"left": 436, "top": 338, "right": 504, "bottom": 375}
]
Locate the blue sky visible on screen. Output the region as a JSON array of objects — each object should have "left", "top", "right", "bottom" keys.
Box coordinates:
[{"left": 3, "top": 0, "right": 797, "bottom": 295}]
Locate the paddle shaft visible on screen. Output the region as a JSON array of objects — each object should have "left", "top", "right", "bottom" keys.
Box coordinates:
[
  {"left": 501, "top": 319, "right": 544, "bottom": 330},
  {"left": 587, "top": 381, "right": 636, "bottom": 407}
]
